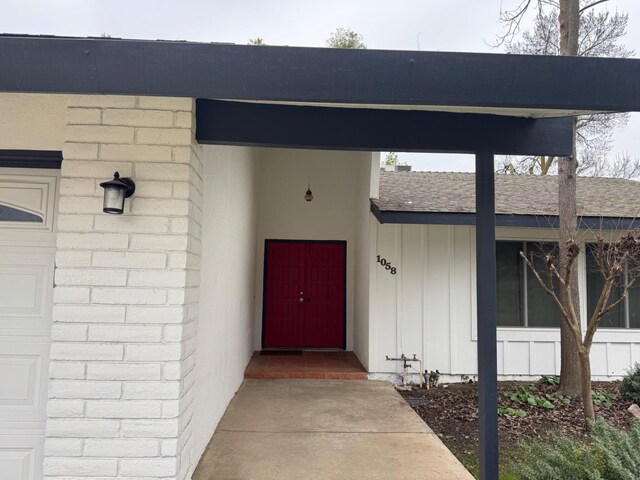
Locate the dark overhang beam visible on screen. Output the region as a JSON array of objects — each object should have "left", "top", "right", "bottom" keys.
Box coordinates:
[
  {"left": 1, "top": 36, "right": 638, "bottom": 114},
  {"left": 195, "top": 100, "right": 573, "bottom": 156}
]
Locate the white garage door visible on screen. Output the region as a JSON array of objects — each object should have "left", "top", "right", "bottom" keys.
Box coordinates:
[{"left": 0, "top": 169, "right": 58, "bottom": 480}]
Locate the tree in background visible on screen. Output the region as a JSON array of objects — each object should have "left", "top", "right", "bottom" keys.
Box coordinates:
[
  {"left": 326, "top": 28, "right": 367, "bottom": 49},
  {"left": 381, "top": 152, "right": 410, "bottom": 170},
  {"left": 500, "top": 151, "right": 640, "bottom": 178},
  {"left": 498, "top": 4, "right": 634, "bottom": 177},
  {"left": 498, "top": 0, "right": 623, "bottom": 401},
  {"left": 592, "top": 152, "right": 640, "bottom": 179},
  {"left": 384, "top": 152, "right": 399, "bottom": 167},
  {"left": 248, "top": 38, "right": 265, "bottom": 45}
]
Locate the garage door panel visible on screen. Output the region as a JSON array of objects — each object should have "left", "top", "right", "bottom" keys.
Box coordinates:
[
  {"left": 0, "top": 174, "right": 56, "bottom": 232},
  {"left": 0, "top": 251, "right": 54, "bottom": 335},
  {"left": 0, "top": 435, "right": 42, "bottom": 480},
  {"left": 0, "top": 342, "right": 49, "bottom": 423},
  {"left": 0, "top": 355, "right": 39, "bottom": 407}
]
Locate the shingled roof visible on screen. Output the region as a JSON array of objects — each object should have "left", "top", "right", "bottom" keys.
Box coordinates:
[{"left": 373, "top": 172, "right": 640, "bottom": 219}]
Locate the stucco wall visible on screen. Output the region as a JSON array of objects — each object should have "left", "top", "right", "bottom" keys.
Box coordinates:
[
  {"left": 192, "top": 145, "right": 259, "bottom": 462},
  {"left": 253, "top": 149, "right": 373, "bottom": 352},
  {"left": 0, "top": 93, "right": 67, "bottom": 150},
  {"left": 370, "top": 223, "right": 640, "bottom": 380}
]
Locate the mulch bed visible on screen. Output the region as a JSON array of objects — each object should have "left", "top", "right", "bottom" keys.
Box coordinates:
[{"left": 398, "top": 381, "right": 635, "bottom": 473}]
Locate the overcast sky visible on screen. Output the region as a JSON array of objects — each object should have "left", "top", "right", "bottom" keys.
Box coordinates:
[{"left": 2, "top": 0, "right": 638, "bottom": 172}]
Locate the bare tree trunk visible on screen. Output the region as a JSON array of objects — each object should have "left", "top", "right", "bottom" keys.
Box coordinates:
[
  {"left": 579, "top": 350, "right": 595, "bottom": 421},
  {"left": 558, "top": 140, "right": 582, "bottom": 396},
  {"left": 557, "top": 0, "right": 583, "bottom": 397}
]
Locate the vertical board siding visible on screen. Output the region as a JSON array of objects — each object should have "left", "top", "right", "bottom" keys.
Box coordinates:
[
  {"left": 425, "top": 226, "right": 451, "bottom": 373},
  {"left": 608, "top": 343, "right": 632, "bottom": 376},
  {"left": 452, "top": 226, "right": 475, "bottom": 374},
  {"left": 395, "top": 225, "right": 403, "bottom": 359},
  {"left": 373, "top": 222, "right": 399, "bottom": 371},
  {"left": 591, "top": 343, "right": 609, "bottom": 376},
  {"left": 400, "top": 225, "right": 423, "bottom": 362},
  {"left": 631, "top": 344, "right": 640, "bottom": 365},
  {"left": 531, "top": 342, "right": 556, "bottom": 374},
  {"left": 370, "top": 222, "right": 640, "bottom": 378}
]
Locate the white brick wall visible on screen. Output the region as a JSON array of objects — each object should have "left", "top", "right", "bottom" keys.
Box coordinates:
[{"left": 45, "top": 95, "right": 202, "bottom": 480}]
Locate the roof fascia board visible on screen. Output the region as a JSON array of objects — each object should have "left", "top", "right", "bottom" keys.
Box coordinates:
[
  {"left": 1, "top": 36, "right": 638, "bottom": 113},
  {"left": 370, "top": 204, "right": 640, "bottom": 230}
]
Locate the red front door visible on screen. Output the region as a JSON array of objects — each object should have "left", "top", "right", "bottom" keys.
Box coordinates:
[{"left": 263, "top": 241, "right": 346, "bottom": 348}]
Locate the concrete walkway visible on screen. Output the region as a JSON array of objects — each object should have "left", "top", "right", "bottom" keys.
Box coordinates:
[{"left": 192, "top": 379, "right": 473, "bottom": 480}]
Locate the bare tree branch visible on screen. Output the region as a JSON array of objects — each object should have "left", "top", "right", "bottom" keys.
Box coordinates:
[
  {"left": 496, "top": 2, "right": 632, "bottom": 177},
  {"left": 580, "top": 0, "right": 611, "bottom": 13}
]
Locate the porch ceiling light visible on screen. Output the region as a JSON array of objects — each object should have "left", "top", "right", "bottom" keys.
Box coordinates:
[
  {"left": 305, "top": 183, "right": 313, "bottom": 202},
  {"left": 99, "top": 171, "right": 135, "bottom": 214}
]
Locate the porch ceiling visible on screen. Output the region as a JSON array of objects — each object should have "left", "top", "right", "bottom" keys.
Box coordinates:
[
  {"left": 222, "top": 99, "right": 599, "bottom": 119},
  {"left": 1, "top": 35, "right": 638, "bottom": 118}
]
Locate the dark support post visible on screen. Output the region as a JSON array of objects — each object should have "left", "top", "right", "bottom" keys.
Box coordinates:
[{"left": 475, "top": 152, "right": 499, "bottom": 480}]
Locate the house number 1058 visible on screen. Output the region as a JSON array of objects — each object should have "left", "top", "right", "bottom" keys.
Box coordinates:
[{"left": 376, "top": 255, "right": 397, "bottom": 275}]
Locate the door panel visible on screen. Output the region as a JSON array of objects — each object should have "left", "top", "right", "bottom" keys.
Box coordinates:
[
  {"left": 0, "top": 250, "right": 54, "bottom": 336},
  {"left": 263, "top": 242, "right": 307, "bottom": 348},
  {"left": 263, "top": 241, "right": 345, "bottom": 349},
  {"left": 304, "top": 243, "right": 345, "bottom": 347}
]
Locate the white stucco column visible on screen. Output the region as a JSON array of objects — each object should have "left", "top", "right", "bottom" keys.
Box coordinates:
[{"left": 44, "top": 95, "right": 202, "bottom": 480}]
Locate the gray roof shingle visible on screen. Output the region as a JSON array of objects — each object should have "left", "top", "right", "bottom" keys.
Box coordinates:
[{"left": 373, "top": 172, "right": 640, "bottom": 219}]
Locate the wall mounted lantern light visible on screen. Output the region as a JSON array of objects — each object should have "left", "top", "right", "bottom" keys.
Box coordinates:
[
  {"left": 99, "top": 172, "right": 136, "bottom": 214},
  {"left": 304, "top": 183, "right": 313, "bottom": 202}
]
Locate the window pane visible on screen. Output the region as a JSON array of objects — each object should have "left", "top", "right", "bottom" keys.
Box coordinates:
[
  {"left": 627, "top": 284, "right": 640, "bottom": 329},
  {"left": 0, "top": 204, "right": 43, "bottom": 223},
  {"left": 496, "top": 242, "right": 523, "bottom": 327},
  {"left": 586, "top": 244, "right": 624, "bottom": 328},
  {"left": 526, "top": 242, "right": 561, "bottom": 328}
]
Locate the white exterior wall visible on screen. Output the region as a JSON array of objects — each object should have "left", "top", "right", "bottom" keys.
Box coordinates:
[
  {"left": 353, "top": 154, "right": 379, "bottom": 369},
  {"left": 370, "top": 222, "right": 640, "bottom": 380},
  {"left": 253, "top": 149, "right": 374, "bottom": 352},
  {"left": 0, "top": 93, "right": 68, "bottom": 150},
  {"left": 44, "top": 95, "right": 202, "bottom": 480},
  {"left": 192, "top": 145, "right": 258, "bottom": 462}
]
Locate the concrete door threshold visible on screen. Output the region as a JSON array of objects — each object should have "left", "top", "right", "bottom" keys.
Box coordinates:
[{"left": 244, "top": 351, "right": 367, "bottom": 380}]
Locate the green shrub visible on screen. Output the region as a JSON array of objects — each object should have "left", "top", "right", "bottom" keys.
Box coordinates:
[
  {"left": 512, "top": 419, "right": 640, "bottom": 480},
  {"left": 592, "top": 390, "right": 615, "bottom": 408},
  {"left": 498, "top": 406, "right": 527, "bottom": 418},
  {"left": 504, "top": 386, "right": 554, "bottom": 409},
  {"left": 591, "top": 419, "right": 640, "bottom": 480},
  {"left": 539, "top": 375, "right": 560, "bottom": 386},
  {"left": 620, "top": 362, "right": 640, "bottom": 404}
]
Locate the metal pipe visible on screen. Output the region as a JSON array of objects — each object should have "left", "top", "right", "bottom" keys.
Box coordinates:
[{"left": 385, "top": 354, "right": 423, "bottom": 387}]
